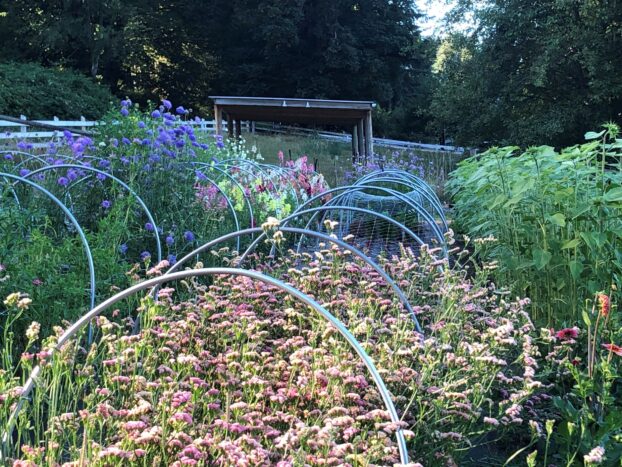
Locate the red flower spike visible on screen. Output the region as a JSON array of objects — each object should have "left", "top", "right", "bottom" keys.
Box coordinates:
[
  {"left": 602, "top": 343, "right": 622, "bottom": 356},
  {"left": 597, "top": 293, "right": 610, "bottom": 317}
]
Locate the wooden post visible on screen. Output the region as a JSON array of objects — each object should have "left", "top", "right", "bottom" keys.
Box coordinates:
[
  {"left": 214, "top": 105, "right": 222, "bottom": 135},
  {"left": 357, "top": 119, "right": 364, "bottom": 161},
  {"left": 364, "top": 111, "right": 374, "bottom": 162},
  {"left": 227, "top": 113, "right": 233, "bottom": 139},
  {"left": 352, "top": 124, "right": 359, "bottom": 163},
  {"left": 235, "top": 119, "right": 241, "bottom": 139}
]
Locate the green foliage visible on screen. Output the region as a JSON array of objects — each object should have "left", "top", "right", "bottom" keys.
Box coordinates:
[
  {"left": 448, "top": 124, "right": 622, "bottom": 325},
  {"left": 432, "top": 1, "right": 622, "bottom": 148},
  {"left": 0, "top": 0, "right": 435, "bottom": 138},
  {"left": 0, "top": 62, "right": 114, "bottom": 119}
]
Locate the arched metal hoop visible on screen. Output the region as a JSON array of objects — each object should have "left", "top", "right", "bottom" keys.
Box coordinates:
[
  {"left": 238, "top": 206, "right": 427, "bottom": 267},
  {"left": 2, "top": 268, "right": 409, "bottom": 465},
  {"left": 0, "top": 172, "right": 96, "bottom": 332},
  {"left": 192, "top": 162, "right": 255, "bottom": 230},
  {"left": 164, "top": 227, "right": 422, "bottom": 333},
  {"left": 184, "top": 167, "right": 241, "bottom": 251},
  {"left": 21, "top": 164, "right": 163, "bottom": 262},
  {"left": 294, "top": 185, "right": 445, "bottom": 245},
  {"left": 354, "top": 176, "right": 447, "bottom": 229}
]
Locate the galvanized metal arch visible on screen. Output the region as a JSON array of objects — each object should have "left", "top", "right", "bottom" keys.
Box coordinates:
[
  {"left": 354, "top": 177, "right": 447, "bottom": 229},
  {"left": 0, "top": 172, "right": 96, "bottom": 329},
  {"left": 21, "top": 164, "right": 163, "bottom": 263},
  {"left": 9, "top": 152, "right": 109, "bottom": 172},
  {"left": 0, "top": 150, "right": 50, "bottom": 168},
  {"left": 256, "top": 163, "right": 302, "bottom": 207},
  {"left": 216, "top": 159, "right": 299, "bottom": 204},
  {"left": 163, "top": 227, "right": 422, "bottom": 333},
  {"left": 3, "top": 268, "right": 409, "bottom": 464},
  {"left": 191, "top": 162, "right": 255, "bottom": 229},
  {"left": 238, "top": 207, "right": 427, "bottom": 271},
  {"left": 357, "top": 169, "right": 440, "bottom": 202},
  {"left": 325, "top": 187, "right": 444, "bottom": 245},
  {"left": 188, "top": 169, "right": 241, "bottom": 252},
  {"left": 216, "top": 158, "right": 275, "bottom": 184},
  {"left": 355, "top": 170, "right": 445, "bottom": 223},
  {"left": 294, "top": 185, "right": 445, "bottom": 245}
]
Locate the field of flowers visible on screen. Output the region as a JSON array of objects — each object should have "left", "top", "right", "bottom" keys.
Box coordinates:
[{"left": 1, "top": 100, "right": 621, "bottom": 466}]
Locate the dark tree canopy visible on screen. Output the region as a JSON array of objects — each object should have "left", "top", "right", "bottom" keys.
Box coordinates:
[
  {"left": 2, "top": 0, "right": 620, "bottom": 146},
  {"left": 431, "top": 0, "right": 622, "bottom": 147},
  {"left": 0, "top": 0, "right": 432, "bottom": 139}
]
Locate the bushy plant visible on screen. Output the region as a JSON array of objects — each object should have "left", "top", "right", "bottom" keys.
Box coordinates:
[
  {"left": 0, "top": 98, "right": 328, "bottom": 356},
  {"left": 0, "top": 62, "right": 114, "bottom": 119},
  {"left": 448, "top": 124, "right": 622, "bottom": 325}
]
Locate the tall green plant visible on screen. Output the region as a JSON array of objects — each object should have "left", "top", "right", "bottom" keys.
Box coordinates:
[{"left": 448, "top": 124, "right": 622, "bottom": 325}]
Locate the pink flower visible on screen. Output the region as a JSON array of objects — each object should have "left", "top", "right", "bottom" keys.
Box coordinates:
[
  {"left": 555, "top": 327, "right": 579, "bottom": 342},
  {"left": 169, "top": 412, "right": 193, "bottom": 424}
]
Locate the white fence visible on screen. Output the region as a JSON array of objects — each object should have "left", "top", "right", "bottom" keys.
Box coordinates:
[{"left": 0, "top": 115, "right": 465, "bottom": 154}]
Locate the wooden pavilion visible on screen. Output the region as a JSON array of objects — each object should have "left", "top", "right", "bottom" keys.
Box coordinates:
[{"left": 210, "top": 96, "right": 376, "bottom": 160}]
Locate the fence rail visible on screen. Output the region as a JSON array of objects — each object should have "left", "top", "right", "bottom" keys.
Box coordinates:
[{"left": 0, "top": 115, "right": 465, "bottom": 154}]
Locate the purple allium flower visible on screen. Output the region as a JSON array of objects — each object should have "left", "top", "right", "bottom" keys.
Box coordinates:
[
  {"left": 138, "top": 121, "right": 146, "bottom": 129},
  {"left": 119, "top": 244, "right": 128, "bottom": 255},
  {"left": 4, "top": 154, "right": 13, "bottom": 160},
  {"left": 162, "top": 99, "right": 172, "bottom": 110},
  {"left": 176, "top": 106, "right": 186, "bottom": 115},
  {"left": 151, "top": 110, "right": 162, "bottom": 119},
  {"left": 57, "top": 176, "right": 69, "bottom": 186},
  {"left": 19, "top": 168, "right": 30, "bottom": 177},
  {"left": 66, "top": 169, "right": 78, "bottom": 181},
  {"left": 101, "top": 200, "right": 111, "bottom": 209},
  {"left": 111, "top": 138, "right": 119, "bottom": 147},
  {"left": 140, "top": 251, "right": 151, "bottom": 261},
  {"left": 196, "top": 171, "right": 207, "bottom": 181},
  {"left": 166, "top": 235, "right": 174, "bottom": 246},
  {"left": 167, "top": 254, "right": 177, "bottom": 265},
  {"left": 145, "top": 222, "right": 154, "bottom": 232},
  {"left": 96, "top": 173, "right": 107, "bottom": 181},
  {"left": 121, "top": 137, "right": 131, "bottom": 145},
  {"left": 120, "top": 107, "right": 129, "bottom": 117},
  {"left": 183, "top": 231, "right": 195, "bottom": 242},
  {"left": 121, "top": 99, "right": 132, "bottom": 107}
]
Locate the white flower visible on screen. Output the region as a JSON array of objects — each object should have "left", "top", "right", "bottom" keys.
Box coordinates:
[{"left": 26, "top": 321, "right": 40, "bottom": 341}]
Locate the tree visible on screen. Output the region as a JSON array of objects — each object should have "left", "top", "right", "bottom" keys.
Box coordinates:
[{"left": 432, "top": 0, "right": 622, "bottom": 147}]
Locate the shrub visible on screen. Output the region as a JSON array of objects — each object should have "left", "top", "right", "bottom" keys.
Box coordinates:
[
  {"left": 0, "top": 62, "right": 114, "bottom": 119},
  {"left": 448, "top": 124, "right": 622, "bottom": 325}
]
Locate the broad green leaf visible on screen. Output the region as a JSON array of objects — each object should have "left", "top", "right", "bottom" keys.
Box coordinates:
[
  {"left": 569, "top": 260, "right": 583, "bottom": 280},
  {"left": 604, "top": 187, "right": 622, "bottom": 203},
  {"left": 561, "top": 238, "right": 581, "bottom": 249},
  {"left": 584, "top": 130, "right": 606, "bottom": 140},
  {"left": 503, "top": 194, "right": 524, "bottom": 208},
  {"left": 490, "top": 194, "right": 507, "bottom": 209},
  {"left": 532, "top": 248, "right": 552, "bottom": 270},
  {"left": 548, "top": 213, "right": 566, "bottom": 227}
]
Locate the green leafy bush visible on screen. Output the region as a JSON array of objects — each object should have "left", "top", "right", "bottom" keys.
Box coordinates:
[
  {"left": 0, "top": 62, "right": 114, "bottom": 119},
  {"left": 448, "top": 124, "right": 622, "bottom": 325}
]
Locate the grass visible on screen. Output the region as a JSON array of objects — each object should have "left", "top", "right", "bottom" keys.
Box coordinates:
[{"left": 243, "top": 132, "right": 465, "bottom": 192}]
